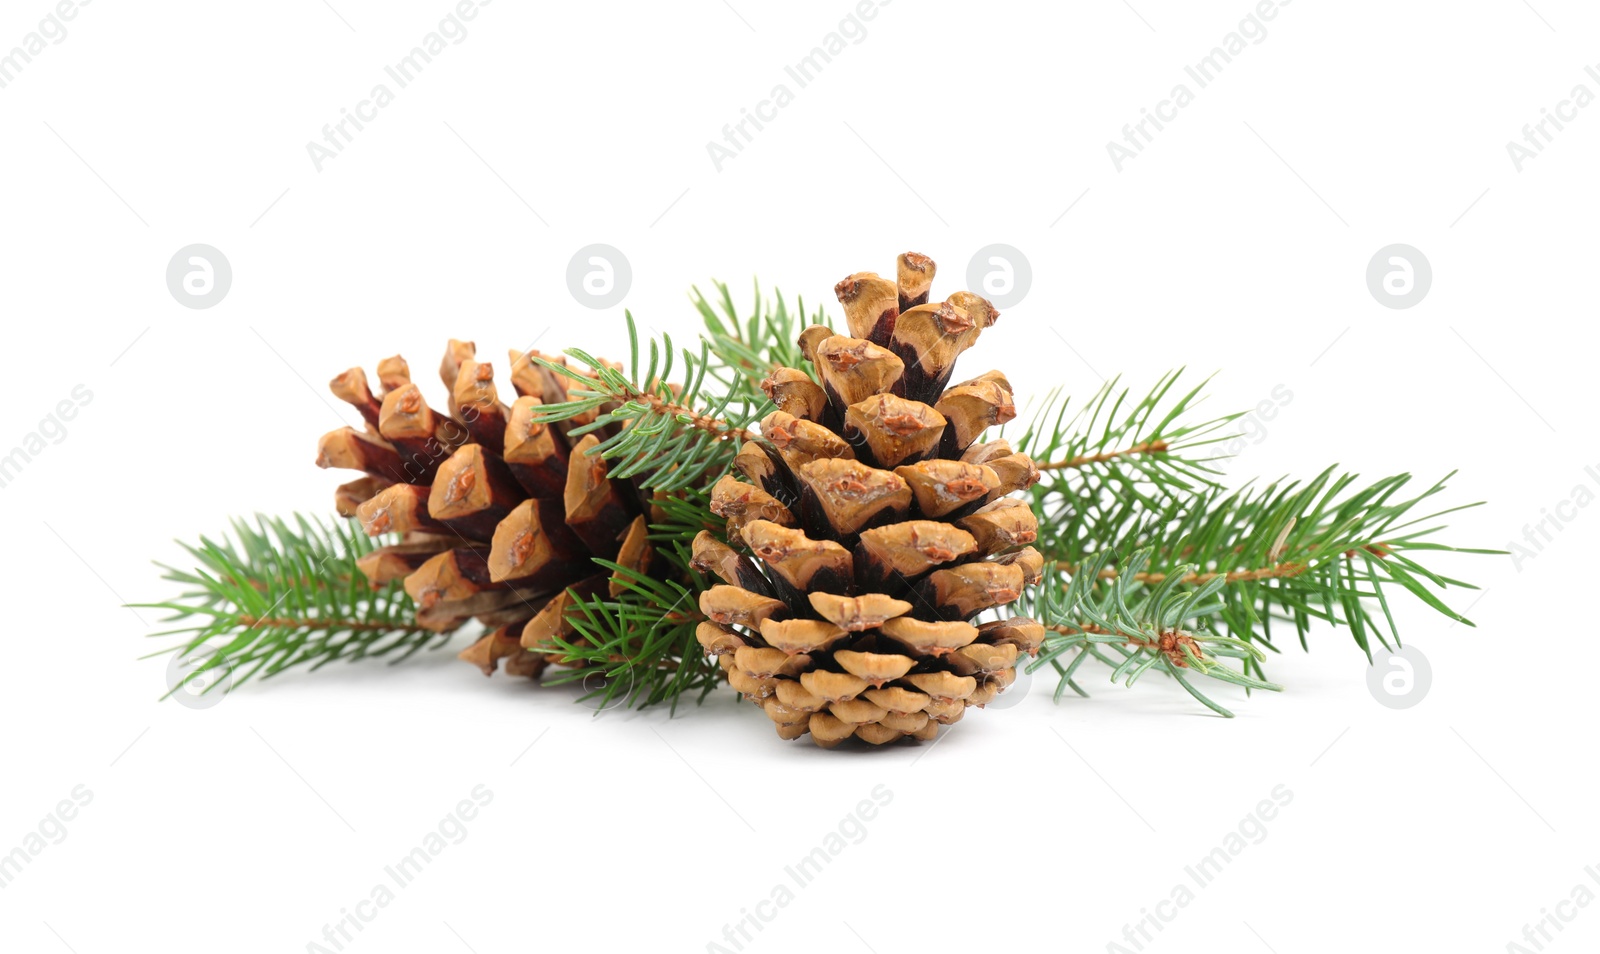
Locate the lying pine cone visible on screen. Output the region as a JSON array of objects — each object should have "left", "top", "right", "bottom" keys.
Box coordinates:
[
  {"left": 316, "top": 341, "right": 656, "bottom": 678},
  {"left": 692, "top": 252, "right": 1046, "bottom": 747}
]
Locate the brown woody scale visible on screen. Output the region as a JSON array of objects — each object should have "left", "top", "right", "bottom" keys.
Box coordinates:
[
  {"left": 316, "top": 342, "right": 660, "bottom": 679},
  {"left": 692, "top": 252, "right": 1046, "bottom": 747}
]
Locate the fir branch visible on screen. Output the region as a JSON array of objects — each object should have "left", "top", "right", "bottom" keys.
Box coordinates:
[
  {"left": 1028, "top": 550, "right": 1281, "bottom": 718},
  {"left": 536, "top": 566, "right": 721, "bottom": 712},
  {"left": 533, "top": 285, "right": 829, "bottom": 494},
  {"left": 1015, "top": 371, "right": 1245, "bottom": 580},
  {"left": 1016, "top": 370, "right": 1242, "bottom": 496},
  {"left": 136, "top": 515, "right": 445, "bottom": 699},
  {"left": 530, "top": 313, "right": 768, "bottom": 492},
  {"left": 1020, "top": 467, "right": 1501, "bottom": 711},
  {"left": 528, "top": 494, "right": 725, "bottom": 711}
]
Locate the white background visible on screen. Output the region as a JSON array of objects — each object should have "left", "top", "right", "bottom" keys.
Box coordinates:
[{"left": 0, "top": 1, "right": 1594, "bottom": 952}]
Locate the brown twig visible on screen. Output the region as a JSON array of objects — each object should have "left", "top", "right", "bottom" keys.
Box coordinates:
[
  {"left": 1047, "top": 622, "right": 1107, "bottom": 636},
  {"left": 1044, "top": 622, "right": 1203, "bottom": 667},
  {"left": 1037, "top": 439, "right": 1169, "bottom": 472},
  {"left": 635, "top": 389, "right": 753, "bottom": 443},
  {"left": 1056, "top": 560, "right": 1311, "bottom": 586},
  {"left": 236, "top": 614, "right": 418, "bottom": 633},
  {"left": 1055, "top": 538, "right": 1390, "bottom": 588}
]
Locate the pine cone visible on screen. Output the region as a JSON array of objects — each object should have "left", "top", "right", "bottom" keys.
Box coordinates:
[
  {"left": 316, "top": 342, "right": 655, "bottom": 677},
  {"left": 692, "top": 252, "right": 1045, "bottom": 747}
]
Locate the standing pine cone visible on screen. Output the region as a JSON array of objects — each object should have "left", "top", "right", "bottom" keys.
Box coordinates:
[
  {"left": 692, "top": 252, "right": 1045, "bottom": 747},
  {"left": 316, "top": 342, "right": 654, "bottom": 678}
]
